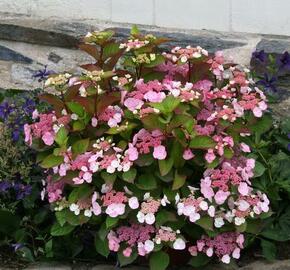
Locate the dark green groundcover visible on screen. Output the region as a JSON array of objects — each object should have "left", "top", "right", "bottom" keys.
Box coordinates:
[{"left": 0, "top": 49, "right": 290, "bottom": 269}]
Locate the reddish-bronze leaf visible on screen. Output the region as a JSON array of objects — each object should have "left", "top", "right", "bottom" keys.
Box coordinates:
[
  {"left": 79, "top": 44, "right": 100, "bottom": 60},
  {"left": 39, "top": 93, "right": 64, "bottom": 117}
]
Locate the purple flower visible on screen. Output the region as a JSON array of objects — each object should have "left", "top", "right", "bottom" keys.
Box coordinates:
[
  {"left": 0, "top": 181, "right": 12, "bottom": 193},
  {"left": 277, "top": 52, "right": 290, "bottom": 71},
  {"left": 252, "top": 50, "right": 267, "bottom": 63},
  {"left": 14, "top": 183, "right": 32, "bottom": 200},
  {"left": 22, "top": 98, "right": 36, "bottom": 115},
  {"left": 33, "top": 66, "right": 54, "bottom": 82},
  {"left": 0, "top": 102, "right": 13, "bottom": 121},
  {"left": 256, "top": 73, "right": 278, "bottom": 93},
  {"left": 11, "top": 243, "right": 24, "bottom": 252}
]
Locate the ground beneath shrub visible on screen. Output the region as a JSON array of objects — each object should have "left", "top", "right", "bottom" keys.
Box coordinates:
[
  {"left": 0, "top": 260, "right": 290, "bottom": 270},
  {"left": 1, "top": 243, "right": 290, "bottom": 270}
]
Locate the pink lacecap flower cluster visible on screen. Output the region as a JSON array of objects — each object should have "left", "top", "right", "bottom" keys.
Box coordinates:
[
  {"left": 200, "top": 157, "right": 270, "bottom": 227},
  {"left": 108, "top": 223, "right": 186, "bottom": 257},
  {"left": 42, "top": 175, "right": 64, "bottom": 203},
  {"left": 163, "top": 45, "right": 208, "bottom": 63},
  {"left": 51, "top": 139, "right": 133, "bottom": 185},
  {"left": 98, "top": 105, "right": 123, "bottom": 128},
  {"left": 108, "top": 223, "right": 155, "bottom": 257},
  {"left": 189, "top": 232, "right": 244, "bottom": 264},
  {"left": 127, "top": 129, "right": 167, "bottom": 160},
  {"left": 24, "top": 112, "right": 70, "bottom": 146}
]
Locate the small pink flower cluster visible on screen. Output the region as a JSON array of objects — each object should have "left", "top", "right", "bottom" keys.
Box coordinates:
[
  {"left": 42, "top": 175, "right": 64, "bottom": 203},
  {"left": 108, "top": 223, "right": 155, "bottom": 256},
  {"left": 205, "top": 134, "right": 234, "bottom": 164},
  {"left": 51, "top": 139, "right": 133, "bottom": 184},
  {"left": 108, "top": 223, "right": 186, "bottom": 257},
  {"left": 119, "top": 38, "right": 150, "bottom": 51},
  {"left": 157, "top": 61, "right": 188, "bottom": 79},
  {"left": 98, "top": 105, "right": 123, "bottom": 127},
  {"left": 200, "top": 158, "right": 270, "bottom": 227},
  {"left": 127, "top": 129, "right": 167, "bottom": 160},
  {"left": 163, "top": 46, "right": 208, "bottom": 63},
  {"left": 189, "top": 232, "right": 244, "bottom": 264},
  {"left": 24, "top": 113, "right": 70, "bottom": 146}
]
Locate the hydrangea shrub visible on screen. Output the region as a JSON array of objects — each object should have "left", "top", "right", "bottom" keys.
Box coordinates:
[{"left": 24, "top": 27, "right": 272, "bottom": 268}]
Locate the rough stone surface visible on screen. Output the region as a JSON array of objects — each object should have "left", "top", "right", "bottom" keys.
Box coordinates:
[
  {"left": 0, "top": 45, "right": 32, "bottom": 63},
  {"left": 0, "top": 17, "right": 259, "bottom": 90},
  {"left": 0, "top": 16, "right": 289, "bottom": 116}
]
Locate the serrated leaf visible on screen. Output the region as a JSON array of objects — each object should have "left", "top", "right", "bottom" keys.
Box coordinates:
[
  {"left": 253, "top": 161, "right": 266, "bottom": 178},
  {"left": 149, "top": 251, "right": 169, "bottom": 270},
  {"left": 195, "top": 216, "right": 214, "bottom": 231},
  {"left": 106, "top": 216, "right": 119, "bottom": 229},
  {"left": 95, "top": 235, "right": 110, "bottom": 258},
  {"left": 67, "top": 101, "right": 85, "bottom": 116},
  {"left": 118, "top": 250, "right": 138, "bottom": 266},
  {"left": 189, "top": 136, "right": 216, "bottom": 149},
  {"left": 261, "top": 239, "right": 276, "bottom": 261},
  {"left": 150, "top": 95, "right": 180, "bottom": 114},
  {"left": 50, "top": 222, "right": 74, "bottom": 236},
  {"left": 40, "top": 154, "right": 64, "bottom": 168},
  {"left": 136, "top": 174, "right": 157, "bottom": 190},
  {"left": 131, "top": 25, "right": 140, "bottom": 36},
  {"left": 172, "top": 171, "right": 186, "bottom": 190},
  {"left": 103, "top": 42, "right": 121, "bottom": 60},
  {"left": 68, "top": 185, "right": 92, "bottom": 203},
  {"left": 189, "top": 253, "right": 211, "bottom": 267},
  {"left": 54, "top": 126, "right": 68, "bottom": 146},
  {"left": 122, "top": 168, "right": 137, "bottom": 183},
  {"left": 159, "top": 157, "right": 174, "bottom": 176},
  {"left": 72, "top": 138, "right": 89, "bottom": 155}
]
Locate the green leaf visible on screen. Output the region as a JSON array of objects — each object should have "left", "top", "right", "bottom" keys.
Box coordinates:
[
  {"left": 253, "top": 161, "right": 266, "bottom": 178},
  {"left": 156, "top": 210, "right": 176, "bottom": 226},
  {"left": 172, "top": 171, "right": 186, "bottom": 190},
  {"left": 72, "top": 120, "right": 86, "bottom": 131},
  {"left": 18, "top": 247, "right": 35, "bottom": 262},
  {"left": 189, "top": 253, "right": 211, "bottom": 267},
  {"left": 45, "top": 239, "right": 53, "bottom": 258},
  {"left": 224, "top": 147, "right": 234, "bottom": 159},
  {"left": 40, "top": 154, "right": 64, "bottom": 169},
  {"left": 141, "top": 114, "right": 166, "bottom": 131},
  {"left": 67, "top": 101, "right": 85, "bottom": 116},
  {"left": 149, "top": 251, "right": 170, "bottom": 270},
  {"left": 51, "top": 222, "right": 75, "bottom": 236},
  {"left": 56, "top": 211, "right": 66, "bottom": 226},
  {"left": 106, "top": 216, "right": 119, "bottom": 229},
  {"left": 195, "top": 216, "right": 214, "bottom": 231},
  {"left": 54, "top": 126, "right": 68, "bottom": 146},
  {"left": 103, "top": 42, "right": 121, "bottom": 59},
  {"left": 122, "top": 168, "right": 137, "bottom": 183},
  {"left": 189, "top": 136, "right": 216, "bottom": 149},
  {"left": 261, "top": 239, "right": 276, "bottom": 261},
  {"left": 118, "top": 250, "right": 138, "bottom": 266},
  {"left": 95, "top": 235, "right": 110, "bottom": 258},
  {"left": 68, "top": 185, "right": 92, "bottom": 203},
  {"left": 0, "top": 210, "right": 20, "bottom": 234},
  {"left": 131, "top": 25, "right": 140, "bottom": 35},
  {"left": 249, "top": 113, "right": 273, "bottom": 137},
  {"left": 136, "top": 174, "right": 157, "bottom": 190},
  {"left": 101, "top": 171, "right": 117, "bottom": 184},
  {"left": 72, "top": 138, "right": 89, "bottom": 155},
  {"left": 159, "top": 157, "right": 174, "bottom": 176},
  {"left": 150, "top": 95, "right": 180, "bottom": 114},
  {"left": 144, "top": 54, "right": 165, "bottom": 68}
]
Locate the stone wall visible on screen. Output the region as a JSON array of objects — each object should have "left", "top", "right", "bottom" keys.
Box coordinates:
[
  {"left": 0, "top": 16, "right": 289, "bottom": 115},
  {"left": 1, "top": 0, "right": 290, "bottom": 36}
]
